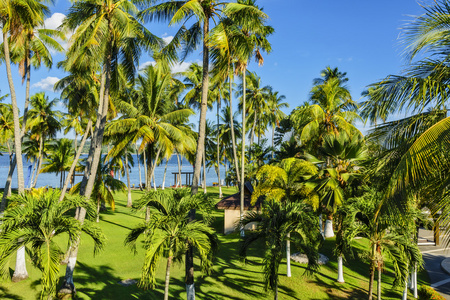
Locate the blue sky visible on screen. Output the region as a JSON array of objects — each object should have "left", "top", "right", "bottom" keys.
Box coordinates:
[{"left": 0, "top": 0, "right": 426, "bottom": 136}]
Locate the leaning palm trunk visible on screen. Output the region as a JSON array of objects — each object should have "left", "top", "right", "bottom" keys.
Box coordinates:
[
  {"left": 59, "top": 56, "right": 111, "bottom": 296},
  {"left": 229, "top": 77, "right": 240, "bottom": 184},
  {"left": 162, "top": 158, "right": 169, "bottom": 189},
  {"left": 324, "top": 213, "right": 334, "bottom": 238},
  {"left": 143, "top": 148, "right": 147, "bottom": 188},
  {"left": 4, "top": 30, "right": 27, "bottom": 282},
  {"left": 186, "top": 17, "right": 211, "bottom": 300},
  {"left": 1, "top": 154, "right": 15, "bottom": 211},
  {"left": 59, "top": 119, "right": 93, "bottom": 202},
  {"left": 240, "top": 66, "right": 247, "bottom": 237},
  {"left": 32, "top": 137, "right": 45, "bottom": 188},
  {"left": 176, "top": 152, "right": 182, "bottom": 187},
  {"left": 377, "top": 262, "right": 382, "bottom": 300},
  {"left": 125, "top": 148, "right": 132, "bottom": 207}
]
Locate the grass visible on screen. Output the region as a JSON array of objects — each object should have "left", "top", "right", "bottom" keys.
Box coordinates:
[{"left": 0, "top": 187, "right": 429, "bottom": 299}]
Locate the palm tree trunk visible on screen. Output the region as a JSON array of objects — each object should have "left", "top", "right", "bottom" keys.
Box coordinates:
[
  {"left": 12, "top": 246, "right": 28, "bottom": 282},
  {"left": 271, "top": 125, "right": 275, "bottom": 159},
  {"left": 3, "top": 31, "right": 24, "bottom": 194},
  {"left": 377, "top": 262, "right": 382, "bottom": 300},
  {"left": 337, "top": 255, "right": 345, "bottom": 282},
  {"left": 250, "top": 115, "right": 256, "bottom": 147},
  {"left": 164, "top": 255, "right": 173, "bottom": 300},
  {"left": 96, "top": 197, "right": 100, "bottom": 223},
  {"left": 413, "top": 263, "right": 418, "bottom": 298},
  {"left": 125, "top": 148, "right": 132, "bottom": 207},
  {"left": 59, "top": 46, "right": 111, "bottom": 296},
  {"left": 217, "top": 99, "right": 222, "bottom": 198},
  {"left": 143, "top": 147, "right": 147, "bottom": 189},
  {"left": 368, "top": 244, "right": 376, "bottom": 300},
  {"left": 286, "top": 232, "right": 291, "bottom": 277},
  {"left": 74, "top": 133, "right": 78, "bottom": 155},
  {"left": 162, "top": 158, "right": 169, "bottom": 189},
  {"left": 324, "top": 212, "right": 334, "bottom": 238},
  {"left": 1, "top": 153, "right": 15, "bottom": 211},
  {"left": 136, "top": 143, "right": 142, "bottom": 189},
  {"left": 186, "top": 16, "right": 211, "bottom": 300},
  {"left": 32, "top": 136, "right": 45, "bottom": 188},
  {"left": 240, "top": 66, "right": 247, "bottom": 238},
  {"left": 203, "top": 149, "right": 206, "bottom": 193},
  {"left": 274, "top": 282, "right": 278, "bottom": 300},
  {"left": 146, "top": 147, "right": 152, "bottom": 191},
  {"left": 229, "top": 77, "right": 241, "bottom": 184},
  {"left": 59, "top": 119, "right": 93, "bottom": 202},
  {"left": 176, "top": 151, "right": 181, "bottom": 187}
]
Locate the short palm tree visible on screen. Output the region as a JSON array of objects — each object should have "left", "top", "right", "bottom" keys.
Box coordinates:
[
  {"left": 239, "top": 199, "right": 321, "bottom": 300},
  {"left": 0, "top": 188, "right": 105, "bottom": 299},
  {"left": 126, "top": 188, "right": 218, "bottom": 300},
  {"left": 40, "top": 138, "right": 75, "bottom": 189}
]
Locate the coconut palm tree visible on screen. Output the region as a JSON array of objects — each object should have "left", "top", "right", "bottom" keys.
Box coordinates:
[
  {"left": 291, "top": 68, "right": 361, "bottom": 151},
  {"left": 26, "top": 92, "right": 62, "bottom": 188},
  {"left": 40, "top": 138, "right": 75, "bottom": 189},
  {"left": 239, "top": 199, "right": 321, "bottom": 300},
  {"left": 125, "top": 188, "right": 218, "bottom": 300},
  {"left": 266, "top": 87, "right": 288, "bottom": 158},
  {"left": 0, "top": 188, "right": 105, "bottom": 299},
  {"left": 59, "top": 0, "right": 161, "bottom": 293}
]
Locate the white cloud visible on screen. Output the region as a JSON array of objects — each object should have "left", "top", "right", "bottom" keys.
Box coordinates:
[
  {"left": 44, "top": 13, "right": 65, "bottom": 30},
  {"left": 162, "top": 33, "right": 174, "bottom": 45},
  {"left": 139, "top": 61, "right": 193, "bottom": 73},
  {"left": 32, "top": 76, "right": 60, "bottom": 92}
]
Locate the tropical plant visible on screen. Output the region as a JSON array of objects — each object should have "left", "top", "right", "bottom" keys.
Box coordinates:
[
  {"left": 291, "top": 67, "right": 360, "bottom": 152},
  {"left": 251, "top": 157, "right": 318, "bottom": 277},
  {"left": 0, "top": 188, "right": 105, "bottom": 299},
  {"left": 71, "top": 159, "right": 126, "bottom": 222},
  {"left": 239, "top": 199, "right": 321, "bottom": 300},
  {"left": 40, "top": 138, "right": 75, "bottom": 189},
  {"left": 26, "top": 92, "right": 62, "bottom": 187},
  {"left": 126, "top": 188, "right": 218, "bottom": 300}
]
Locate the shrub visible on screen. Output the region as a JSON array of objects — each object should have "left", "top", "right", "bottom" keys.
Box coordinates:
[{"left": 418, "top": 285, "right": 446, "bottom": 300}]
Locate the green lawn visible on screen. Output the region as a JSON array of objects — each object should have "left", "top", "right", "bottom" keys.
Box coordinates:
[{"left": 0, "top": 187, "right": 429, "bottom": 299}]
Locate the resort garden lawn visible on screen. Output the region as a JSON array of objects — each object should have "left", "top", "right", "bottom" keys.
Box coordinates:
[{"left": 0, "top": 187, "right": 429, "bottom": 299}]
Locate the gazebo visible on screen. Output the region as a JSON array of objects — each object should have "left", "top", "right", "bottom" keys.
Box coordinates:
[{"left": 215, "top": 182, "right": 262, "bottom": 234}]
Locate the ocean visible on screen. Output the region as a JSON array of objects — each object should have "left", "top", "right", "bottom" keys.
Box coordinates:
[{"left": 0, "top": 154, "right": 226, "bottom": 190}]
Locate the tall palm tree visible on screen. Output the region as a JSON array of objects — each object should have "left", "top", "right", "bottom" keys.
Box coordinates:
[
  {"left": 59, "top": 0, "right": 161, "bottom": 294},
  {"left": 0, "top": 188, "right": 105, "bottom": 299},
  {"left": 291, "top": 72, "right": 361, "bottom": 151},
  {"left": 239, "top": 199, "right": 321, "bottom": 300},
  {"left": 266, "top": 87, "right": 288, "bottom": 158},
  {"left": 26, "top": 92, "right": 62, "bottom": 188},
  {"left": 126, "top": 188, "right": 218, "bottom": 300}
]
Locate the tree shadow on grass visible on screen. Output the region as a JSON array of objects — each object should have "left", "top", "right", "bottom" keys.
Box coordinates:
[
  {"left": 0, "top": 286, "right": 23, "bottom": 300},
  {"left": 98, "top": 218, "right": 133, "bottom": 230}
]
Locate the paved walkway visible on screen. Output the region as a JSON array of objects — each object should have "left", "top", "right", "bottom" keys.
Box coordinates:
[{"left": 418, "top": 228, "right": 450, "bottom": 299}]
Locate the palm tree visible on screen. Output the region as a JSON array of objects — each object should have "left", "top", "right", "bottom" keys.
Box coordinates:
[
  {"left": 306, "top": 133, "right": 367, "bottom": 283},
  {"left": 0, "top": 188, "right": 105, "bottom": 299},
  {"left": 342, "top": 191, "right": 423, "bottom": 300},
  {"left": 291, "top": 68, "right": 361, "bottom": 151},
  {"left": 252, "top": 157, "right": 318, "bottom": 277},
  {"left": 40, "top": 139, "right": 75, "bottom": 189},
  {"left": 239, "top": 199, "right": 321, "bottom": 300},
  {"left": 0, "top": 101, "right": 15, "bottom": 208},
  {"left": 266, "top": 87, "right": 288, "bottom": 159},
  {"left": 71, "top": 159, "right": 126, "bottom": 222},
  {"left": 59, "top": 0, "right": 161, "bottom": 293},
  {"left": 26, "top": 92, "right": 62, "bottom": 188},
  {"left": 125, "top": 188, "right": 218, "bottom": 300}
]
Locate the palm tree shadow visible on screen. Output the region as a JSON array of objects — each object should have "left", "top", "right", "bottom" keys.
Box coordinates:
[{"left": 0, "top": 286, "right": 23, "bottom": 300}]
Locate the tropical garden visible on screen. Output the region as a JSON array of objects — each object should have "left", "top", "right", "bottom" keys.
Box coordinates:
[{"left": 0, "top": 0, "right": 449, "bottom": 299}]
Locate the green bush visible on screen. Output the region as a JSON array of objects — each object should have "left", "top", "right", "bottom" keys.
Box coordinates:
[{"left": 418, "top": 285, "right": 446, "bottom": 300}]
